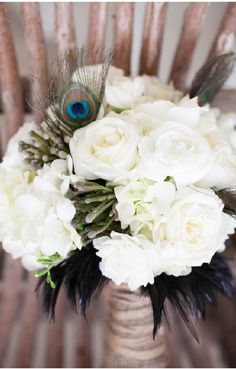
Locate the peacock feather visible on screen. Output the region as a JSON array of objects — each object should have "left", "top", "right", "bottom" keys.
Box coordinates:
[
  {"left": 190, "top": 52, "right": 236, "bottom": 106},
  {"left": 20, "top": 47, "right": 113, "bottom": 169},
  {"left": 48, "top": 47, "right": 113, "bottom": 131}
]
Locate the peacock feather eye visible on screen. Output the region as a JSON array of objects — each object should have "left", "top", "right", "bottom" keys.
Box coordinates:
[
  {"left": 59, "top": 83, "right": 100, "bottom": 129},
  {"left": 36, "top": 47, "right": 113, "bottom": 133},
  {"left": 66, "top": 100, "right": 90, "bottom": 120}
]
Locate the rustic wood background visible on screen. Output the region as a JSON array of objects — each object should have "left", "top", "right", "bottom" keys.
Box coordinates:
[{"left": 0, "top": 2, "right": 236, "bottom": 367}]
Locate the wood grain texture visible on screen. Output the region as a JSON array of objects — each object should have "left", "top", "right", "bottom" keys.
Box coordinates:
[
  {"left": 0, "top": 255, "right": 22, "bottom": 366},
  {"left": 104, "top": 283, "right": 168, "bottom": 368},
  {"left": 169, "top": 3, "right": 209, "bottom": 90},
  {"left": 55, "top": 2, "right": 76, "bottom": 58},
  {"left": 211, "top": 89, "right": 236, "bottom": 112},
  {"left": 209, "top": 3, "right": 236, "bottom": 59},
  {"left": 139, "top": 3, "right": 167, "bottom": 76},
  {"left": 113, "top": 3, "right": 134, "bottom": 75},
  {"left": 87, "top": 3, "right": 108, "bottom": 60},
  {"left": 21, "top": 3, "right": 48, "bottom": 124},
  {"left": 0, "top": 4, "right": 23, "bottom": 144},
  {"left": 14, "top": 274, "right": 40, "bottom": 367},
  {"left": 46, "top": 290, "right": 67, "bottom": 367}
]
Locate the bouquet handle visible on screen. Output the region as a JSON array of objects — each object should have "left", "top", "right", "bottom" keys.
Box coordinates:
[{"left": 104, "top": 283, "right": 169, "bottom": 368}]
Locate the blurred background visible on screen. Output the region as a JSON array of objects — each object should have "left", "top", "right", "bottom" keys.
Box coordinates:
[
  {"left": 5, "top": 2, "right": 236, "bottom": 86},
  {"left": 0, "top": 2, "right": 236, "bottom": 368}
]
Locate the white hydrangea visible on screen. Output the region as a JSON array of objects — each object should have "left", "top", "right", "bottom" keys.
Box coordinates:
[{"left": 114, "top": 179, "right": 176, "bottom": 240}]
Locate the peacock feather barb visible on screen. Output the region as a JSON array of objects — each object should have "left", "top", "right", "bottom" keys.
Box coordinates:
[
  {"left": 190, "top": 52, "right": 236, "bottom": 106},
  {"left": 20, "top": 47, "right": 113, "bottom": 169}
]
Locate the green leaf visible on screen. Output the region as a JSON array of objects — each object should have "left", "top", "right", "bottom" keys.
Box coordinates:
[
  {"left": 50, "top": 280, "right": 56, "bottom": 289},
  {"left": 37, "top": 259, "right": 51, "bottom": 265},
  {"left": 35, "top": 269, "right": 48, "bottom": 277}
]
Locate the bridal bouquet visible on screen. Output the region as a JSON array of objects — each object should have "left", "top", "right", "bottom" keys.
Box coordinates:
[{"left": 1, "top": 49, "right": 236, "bottom": 338}]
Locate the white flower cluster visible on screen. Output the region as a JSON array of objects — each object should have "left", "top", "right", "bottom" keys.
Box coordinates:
[
  {"left": 1, "top": 66, "right": 236, "bottom": 292},
  {"left": 0, "top": 123, "right": 81, "bottom": 271},
  {"left": 70, "top": 67, "right": 236, "bottom": 290}
]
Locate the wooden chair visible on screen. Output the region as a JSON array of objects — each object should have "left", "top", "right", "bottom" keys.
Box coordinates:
[{"left": 0, "top": 2, "right": 236, "bottom": 367}]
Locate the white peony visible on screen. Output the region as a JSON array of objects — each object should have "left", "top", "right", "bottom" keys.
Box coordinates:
[
  {"left": 114, "top": 179, "right": 176, "bottom": 240},
  {"left": 0, "top": 137, "right": 82, "bottom": 271},
  {"left": 69, "top": 114, "right": 140, "bottom": 182},
  {"left": 154, "top": 186, "right": 236, "bottom": 276},
  {"left": 94, "top": 231, "right": 161, "bottom": 290},
  {"left": 138, "top": 122, "right": 212, "bottom": 187}
]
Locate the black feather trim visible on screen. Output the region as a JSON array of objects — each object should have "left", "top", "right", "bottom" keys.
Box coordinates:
[
  {"left": 140, "top": 254, "right": 232, "bottom": 340},
  {"left": 215, "top": 187, "right": 236, "bottom": 218},
  {"left": 38, "top": 246, "right": 109, "bottom": 318}
]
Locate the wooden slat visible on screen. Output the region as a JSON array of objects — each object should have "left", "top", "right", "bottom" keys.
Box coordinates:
[
  {"left": 211, "top": 89, "right": 236, "bottom": 113},
  {"left": 14, "top": 274, "right": 40, "bottom": 367},
  {"left": 55, "top": 2, "right": 76, "bottom": 58},
  {"left": 0, "top": 255, "right": 22, "bottom": 366},
  {"left": 87, "top": 3, "right": 108, "bottom": 59},
  {"left": 113, "top": 3, "right": 134, "bottom": 75},
  {"left": 169, "top": 3, "right": 209, "bottom": 90},
  {"left": 139, "top": 3, "right": 167, "bottom": 76},
  {"left": 46, "top": 289, "right": 67, "bottom": 367},
  {"left": 0, "top": 4, "right": 23, "bottom": 144},
  {"left": 21, "top": 3, "right": 49, "bottom": 124},
  {"left": 209, "top": 3, "right": 236, "bottom": 59}
]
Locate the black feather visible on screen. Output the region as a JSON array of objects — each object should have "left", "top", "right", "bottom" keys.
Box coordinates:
[
  {"left": 189, "top": 52, "right": 236, "bottom": 105},
  {"left": 215, "top": 187, "right": 236, "bottom": 217},
  {"left": 141, "top": 254, "right": 232, "bottom": 340},
  {"left": 38, "top": 246, "right": 109, "bottom": 318}
]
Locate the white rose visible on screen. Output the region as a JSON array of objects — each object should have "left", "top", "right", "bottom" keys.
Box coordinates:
[
  {"left": 132, "top": 96, "right": 216, "bottom": 136},
  {"left": 197, "top": 142, "right": 236, "bottom": 189},
  {"left": 217, "top": 112, "right": 236, "bottom": 152},
  {"left": 141, "top": 75, "right": 182, "bottom": 103},
  {"left": 94, "top": 232, "right": 160, "bottom": 290},
  {"left": 138, "top": 122, "right": 212, "bottom": 187},
  {"left": 154, "top": 186, "right": 236, "bottom": 276},
  {"left": 69, "top": 114, "right": 140, "bottom": 182},
  {"left": 107, "top": 66, "right": 125, "bottom": 83},
  {"left": 105, "top": 76, "right": 145, "bottom": 110},
  {"left": 115, "top": 179, "right": 176, "bottom": 240}
]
